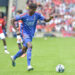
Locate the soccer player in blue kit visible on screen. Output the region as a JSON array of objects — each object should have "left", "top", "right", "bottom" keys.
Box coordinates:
[{"left": 11, "top": 3, "right": 54, "bottom": 71}]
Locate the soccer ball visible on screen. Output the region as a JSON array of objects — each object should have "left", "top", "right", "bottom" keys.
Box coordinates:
[{"left": 56, "top": 64, "right": 64, "bottom": 73}]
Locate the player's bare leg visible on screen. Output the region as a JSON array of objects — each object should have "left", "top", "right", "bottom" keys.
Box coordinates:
[
  {"left": 27, "top": 42, "right": 34, "bottom": 71},
  {"left": 21, "top": 46, "right": 27, "bottom": 57},
  {"left": 2, "top": 39, "right": 10, "bottom": 54},
  {"left": 22, "top": 46, "right": 27, "bottom": 53}
]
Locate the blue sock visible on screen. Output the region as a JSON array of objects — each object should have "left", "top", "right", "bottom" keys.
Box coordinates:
[
  {"left": 14, "top": 49, "right": 23, "bottom": 60},
  {"left": 27, "top": 48, "right": 32, "bottom": 66}
]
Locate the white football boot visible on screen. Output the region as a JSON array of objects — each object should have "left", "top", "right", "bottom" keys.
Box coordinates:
[
  {"left": 5, "top": 50, "right": 10, "bottom": 54},
  {"left": 11, "top": 56, "right": 16, "bottom": 67},
  {"left": 27, "top": 65, "right": 34, "bottom": 71}
]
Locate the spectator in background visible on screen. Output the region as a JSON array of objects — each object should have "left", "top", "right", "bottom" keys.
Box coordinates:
[
  {"left": 0, "top": 12, "right": 9, "bottom": 54},
  {"left": 26, "top": 0, "right": 75, "bottom": 36}
]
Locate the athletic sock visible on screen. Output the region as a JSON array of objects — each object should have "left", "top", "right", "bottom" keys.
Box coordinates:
[
  {"left": 13, "top": 49, "right": 24, "bottom": 60},
  {"left": 27, "top": 48, "right": 32, "bottom": 66},
  {"left": 4, "top": 46, "right": 7, "bottom": 50}
]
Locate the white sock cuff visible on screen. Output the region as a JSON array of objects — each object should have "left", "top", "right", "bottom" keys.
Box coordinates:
[{"left": 4, "top": 46, "right": 7, "bottom": 49}]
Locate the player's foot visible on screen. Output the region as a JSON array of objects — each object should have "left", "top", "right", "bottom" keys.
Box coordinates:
[
  {"left": 21, "top": 54, "right": 27, "bottom": 58},
  {"left": 27, "top": 66, "right": 34, "bottom": 71},
  {"left": 11, "top": 56, "right": 16, "bottom": 67},
  {"left": 5, "top": 50, "right": 10, "bottom": 54}
]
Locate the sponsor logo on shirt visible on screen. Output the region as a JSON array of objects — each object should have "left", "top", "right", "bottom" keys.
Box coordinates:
[{"left": 25, "top": 16, "right": 36, "bottom": 26}]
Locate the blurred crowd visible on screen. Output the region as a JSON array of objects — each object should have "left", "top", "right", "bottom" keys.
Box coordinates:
[
  {"left": 1, "top": 0, "right": 75, "bottom": 37},
  {"left": 26, "top": 0, "right": 75, "bottom": 35}
]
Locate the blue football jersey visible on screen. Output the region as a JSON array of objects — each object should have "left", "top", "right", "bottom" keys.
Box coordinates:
[{"left": 15, "top": 12, "right": 45, "bottom": 38}]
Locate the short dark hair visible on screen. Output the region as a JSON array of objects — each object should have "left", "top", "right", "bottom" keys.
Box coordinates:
[
  {"left": 29, "top": 3, "right": 37, "bottom": 9},
  {"left": 16, "top": 10, "right": 22, "bottom": 14}
]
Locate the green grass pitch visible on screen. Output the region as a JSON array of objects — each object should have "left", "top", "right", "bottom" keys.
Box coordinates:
[{"left": 0, "top": 37, "right": 75, "bottom": 75}]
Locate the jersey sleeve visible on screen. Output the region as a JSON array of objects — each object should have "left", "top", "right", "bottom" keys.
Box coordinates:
[
  {"left": 15, "top": 13, "right": 26, "bottom": 21},
  {"left": 37, "top": 13, "right": 45, "bottom": 20},
  {"left": 15, "top": 15, "right": 23, "bottom": 21}
]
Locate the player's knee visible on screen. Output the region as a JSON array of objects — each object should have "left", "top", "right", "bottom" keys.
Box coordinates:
[{"left": 22, "top": 46, "right": 27, "bottom": 52}]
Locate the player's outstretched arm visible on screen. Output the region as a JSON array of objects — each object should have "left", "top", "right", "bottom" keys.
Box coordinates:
[{"left": 44, "top": 16, "right": 54, "bottom": 22}]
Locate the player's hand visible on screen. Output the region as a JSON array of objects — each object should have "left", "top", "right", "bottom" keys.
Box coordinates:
[
  {"left": 44, "top": 16, "right": 54, "bottom": 22},
  {"left": 49, "top": 16, "right": 54, "bottom": 20}
]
